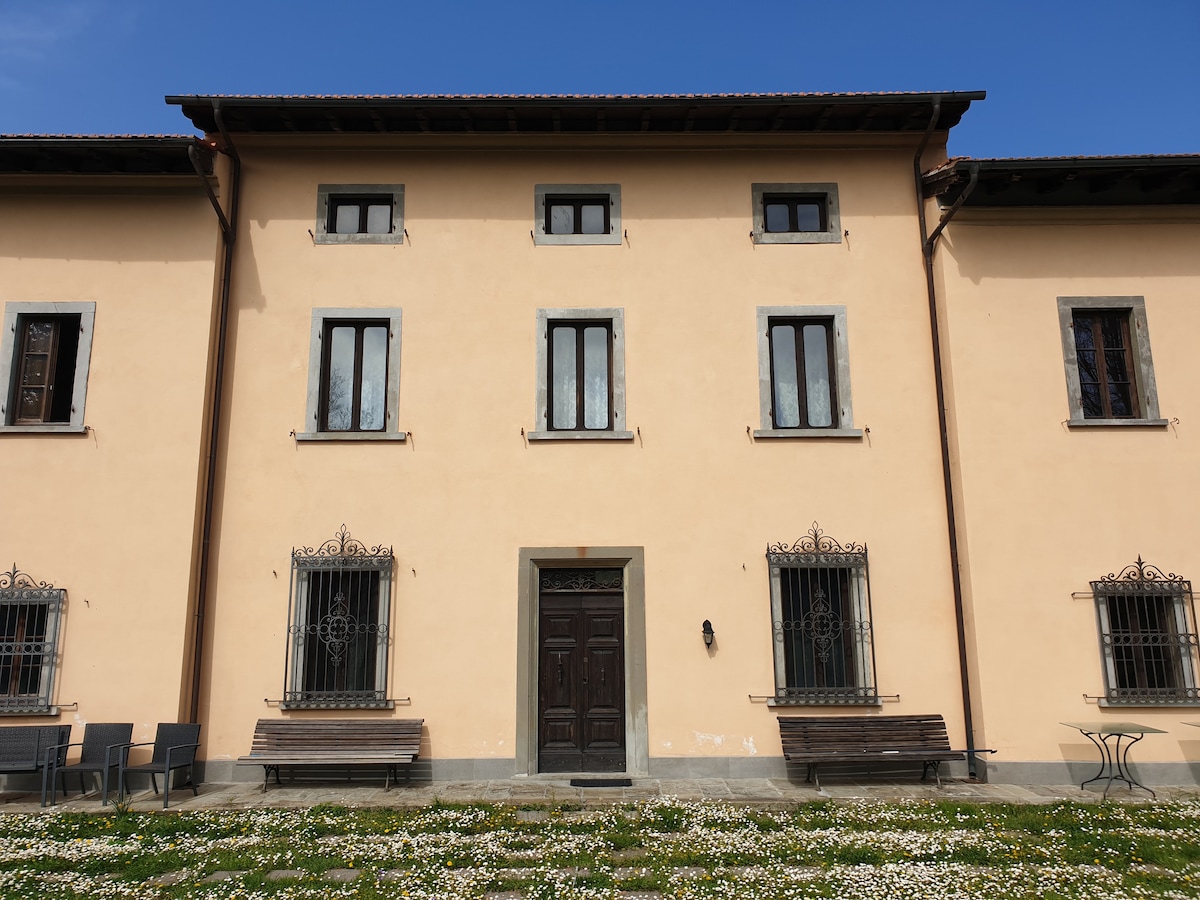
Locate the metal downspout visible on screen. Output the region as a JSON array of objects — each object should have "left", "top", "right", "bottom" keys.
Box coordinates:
[
  {"left": 914, "top": 102, "right": 983, "bottom": 778},
  {"left": 187, "top": 103, "right": 240, "bottom": 725}
]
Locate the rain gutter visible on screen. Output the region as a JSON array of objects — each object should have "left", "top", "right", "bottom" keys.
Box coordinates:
[
  {"left": 185, "top": 102, "right": 240, "bottom": 725},
  {"left": 913, "top": 100, "right": 982, "bottom": 777}
]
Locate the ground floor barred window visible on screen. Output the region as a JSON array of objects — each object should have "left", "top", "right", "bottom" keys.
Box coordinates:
[
  {"left": 284, "top": 526, "right": 393, "bottom": 709},
  {"left": 1092, "top": 557, "right": 1199, "bottom": 705},
  {"left": 0, "top": 565, "right": 63, "bottom": 713},
  {"left": 767, "top": 524, "right": 877, "bottom": 705}
]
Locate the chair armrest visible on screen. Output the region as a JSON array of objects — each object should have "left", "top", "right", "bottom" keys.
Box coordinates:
[
  {"left": 163, "top": 743, "right": 201, "bottom": 772},
  {"left": 43, "top": 741, "right": 83, "bottom": 768}
]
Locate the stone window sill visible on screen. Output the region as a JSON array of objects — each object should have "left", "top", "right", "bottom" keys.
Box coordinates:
[
  {"left": 0, "top": 424, "right": 88, "bottom": 435},
  {"left": 294, "top": 431, "right": 407, "bottom": 442},
  {"left": 1066, "top": 418, "right": 1169, "bottom": 429},
  {"left": 753, "top": 428, "right": 863, "bottom": 439},
  {"left": 526, "top": 430, "right": 635, "bottom": 442}
]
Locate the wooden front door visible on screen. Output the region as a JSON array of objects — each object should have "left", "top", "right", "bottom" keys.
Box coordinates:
[{"left": 537, "top": 567, "right": 626, "bottom": 773}]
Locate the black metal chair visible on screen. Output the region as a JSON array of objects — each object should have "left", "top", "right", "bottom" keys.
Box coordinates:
[
  {"left": 41, "top": 723, "right": 134, "bottom": 807},
  {"left": 114, "top": 723, "right": 201, "bottom": 809}
]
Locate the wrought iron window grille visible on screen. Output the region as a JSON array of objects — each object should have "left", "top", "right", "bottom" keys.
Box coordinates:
[
  {"left": 539, "top": 568, "right": 624, "bottom": 593},
  {"left": 283, "top": 526, "right": 395, "bottom": 710},
  {"left": 1091, "top": 556, "right": 1200, "bottom": 705},
  {"left": 0, "top": 564, "right": 63, "bottom": 714},
  {"left": 766, "top": 524, "right": 879, "bottom": 706}
]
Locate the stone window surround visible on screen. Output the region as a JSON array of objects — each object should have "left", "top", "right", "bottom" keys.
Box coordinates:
[
  {"left": 533, "top": 184, "right": 622, "bottom": 246},
  {"left": 314, "top": 184, "right": 405, "bottom": 245},
  {"left": 1056, "top": 296, "right": 1165, "bottom": 428},
  {"left": 754, "top": 305, "right": 861, "bottom": 439},
  {"left": 529, "top": 307, "right": 632, "bottom": 441},
  {"left": 0, "top": 301, "right": 95, "bottom": 435},
  {"left": 296, "top": 307, "right": 406, "bottom": 441},
  {"left": 751, "top": 183, "right": 842, "bottom": 244}
]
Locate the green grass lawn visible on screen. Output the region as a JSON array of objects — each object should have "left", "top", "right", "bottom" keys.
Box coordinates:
[{"left": 0, "top": 797, "right": 1198, "bottom": 898}]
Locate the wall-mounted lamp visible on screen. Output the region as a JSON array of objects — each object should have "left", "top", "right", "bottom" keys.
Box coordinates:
[{"left": 702, "top": 619, "right": 714, "bottom": 648}]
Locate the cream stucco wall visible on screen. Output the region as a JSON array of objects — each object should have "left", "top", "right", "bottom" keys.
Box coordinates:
[
  {"left": 938, "top": 207, "right": 1200, "bottom": 775},
  {"left": 0, "top": 187, "right": 219, "bottom": 743},
  {"left": 200, "top": 140, "right": 970, "bottom": 773}
]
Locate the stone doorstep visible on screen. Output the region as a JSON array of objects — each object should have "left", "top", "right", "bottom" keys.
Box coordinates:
[{"left": 201, "top": 870, "right": 246, "bottom": 883}]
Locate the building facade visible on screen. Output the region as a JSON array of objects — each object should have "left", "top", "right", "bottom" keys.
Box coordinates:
[{"left": 3, "top": 94, "right": 1199, "bottom": 785}]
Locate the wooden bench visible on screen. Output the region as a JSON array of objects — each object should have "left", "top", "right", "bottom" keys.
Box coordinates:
[
  {"left": 237, "top": 719, "right": 423, "bottom": 792},
  {"left": 778, "top": 714, "right": 964, "bottom": 790}
]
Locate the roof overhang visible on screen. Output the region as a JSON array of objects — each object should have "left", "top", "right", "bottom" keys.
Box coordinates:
[
  {"left": 165, "top": 92, "right": 984, "bottom": 138},
  {"left": 927, "top": 156, "right": 1200, "bottom": 207},
  {"left": 0, "top": 137, "right": 211, "bottom": 177}
]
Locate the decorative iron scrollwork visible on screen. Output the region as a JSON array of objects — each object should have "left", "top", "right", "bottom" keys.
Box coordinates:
[
  {"left": 767, "top": 522, "right": 867, "bottom": 566},
  {"left": 1092, "top": 556, "right": 1191, "bottom": 595},
  {"left": 540, "top": 568, "right": 624, "bottom": 592},
  {"left": 292, "top": 525, "right": 393, "bottom": 571},
  {"left": 0, "top": 564, "right": 53, "bottom": 592}
]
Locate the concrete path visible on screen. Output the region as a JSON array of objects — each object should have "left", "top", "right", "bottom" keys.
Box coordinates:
[{"left": 14, "top": 775, "right": 1200, "bottom": 812}]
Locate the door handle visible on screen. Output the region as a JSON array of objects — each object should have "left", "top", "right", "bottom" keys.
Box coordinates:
[{"left": 557, "top": 661, "right": 563, "bottom": 686}]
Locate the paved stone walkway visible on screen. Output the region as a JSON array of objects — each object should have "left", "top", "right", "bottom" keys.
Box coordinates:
[{"left": 10, "top": 774, "right": 1199, "bottom": 812}]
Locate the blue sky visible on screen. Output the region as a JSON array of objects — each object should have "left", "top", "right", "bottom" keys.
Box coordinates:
[{"left": 2, "top": 0, "right": 1197, "bottom": 158}]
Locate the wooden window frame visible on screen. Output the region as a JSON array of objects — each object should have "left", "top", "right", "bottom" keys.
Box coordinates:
[
  {"left": 0, "top": 302, "right": 94, "bottom": 434},
  {"left": 314, "top": 184, "right": 404, "bottom": 245},
  {"left": 1071, "top": 310, "right": 1140, "bottom": 419},
  {"left": 544, "top": 195, "right": 611, "bottom": 237},
  {"left": 318, "top": 319, "right": 390, "bottom": 434},
  {"left": 767, "top": 316, "right": 839, "bottom": 430},
  {"left": 327, "top": 195, "right": 394, "bottom": 236},
  {"left": 546, "top": 320, "right": 614, "bottom": 432},
  {"left": 762, "top": 193, "right": 829, "bottom": 235}
]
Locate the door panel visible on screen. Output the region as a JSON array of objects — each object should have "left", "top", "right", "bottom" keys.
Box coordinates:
[{"left": 537, "top": 570, "right": 626, "bottom": 773}]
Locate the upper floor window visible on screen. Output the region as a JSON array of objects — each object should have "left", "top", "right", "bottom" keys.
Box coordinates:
[
  {"left": 0, "top": 564, "right": 64, "bottom": 714},
  {"left": 754, "top": 306, "right": 860, "bottom": 439},
  {"left": 314, "top": 184, "right": 404, "bottom": 245},
  {"left": 1058, "top": 296, "right": 1164, "bottom": 427},
  {"left": 767, "top": 524, "right": 877, "bottom": 706},
  {"left": 529, "top": 308, "right": 631, "bottom": 440},
  {"left": 751, "top": 183, "right": 841, "bottom": 244},
  {"left": 1091, "top": 557, "right": 1198, "bottom": 705},
  {"left": 0, "top": 302, "right": 95, "bottom": 434},
  {"left": 297, "top": 308, "right": 405, "bottom": 442},
  {"left": 284, "top": 526, "right": 394, "bottom": 710},
  {"left": 533, "top": 184, "right": 621, "bottom": 245}
]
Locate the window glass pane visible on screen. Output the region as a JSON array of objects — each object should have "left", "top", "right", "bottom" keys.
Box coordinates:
[
  {"left": 551, "top": 326, "right": 577, "bottom": 429},
  {"left": 795, "top": 202, "right": 822, "bottom": 232},
  {"left": 358, "top": 327, "right": 388, "bottom": 430},
  {"left": 765, "top": 203, "right": 790, "bottom": 233},
  {"left": 582, "top": 326, "right": 609, "bottom": 429},
  {"left": 1100, "top": 314, "right": 1126, "bottom": 349},
  {"left": 334, "top": 204, "right": 361, "bottom": 234},
  {"left": 20, "top": 355, "right": 48, "bottom": 385},
  {"left": 803, "top": 324, "right": 833, "bottom": 427},
  {"left": 18, "top": 388, "right": 46, "bottom": 421},
  {"left": 1080, "top": 382, "right": 1104, "bottom": 418},
  {"left": 326, "top": 326, "right": 355, "bottom": 430},
  {"left": 580, "top": 204, "right": 605, "bottom": 234},
  {"left": 366, "top": 203, "right": 391, "bottom": 234},
  {"left": 1073, "top": 315, "right": 1095, "bottom": 351},
  {"left": 770, "top": 325, "right": 800, "bottom": 428},
  {"left": 1107, "top": 381, "right": 1133, "bottom": 418},
  {"left": 549, "top": 204, "right": 575, "bottom": 235},
  {"left": 24, "top": 321, "right": 54, "bottom": 353}
]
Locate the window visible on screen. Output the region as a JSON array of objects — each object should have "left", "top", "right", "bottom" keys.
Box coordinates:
[
  {"left": 0, "top": 302, "right": 95, "bottom": 433},
  {"left": 1058, "top": 296, "right": 1163, "bottom": 426},
  {"left": 285, "top": 526, "right": 394, "bottom": 709},
  {"left": 298, "top": 308, "right": 405, "bottom": 441},
  {"left": 1091, "top": 557, "right": 1199, "bottom": 705},
  {"left": 530, "top": 308, "right": 631, "bottom": 440},
  {"left": 314, "top": 184, "right": 404, "bottom": 244},
  {"left": 533, "top": 184, "right": 621, "bottom": 245},
  {"left": 767, "top": 524, "right": 877, "bottom": 705},
  {"left": 0, "top": 564, "right": 64, "bottom": 714},
  {"left": 754, "top": 306, "right": 860, "bottom": 438},
  {"left": 751, "top": 183, "right": 841, "bottom": 244}
]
